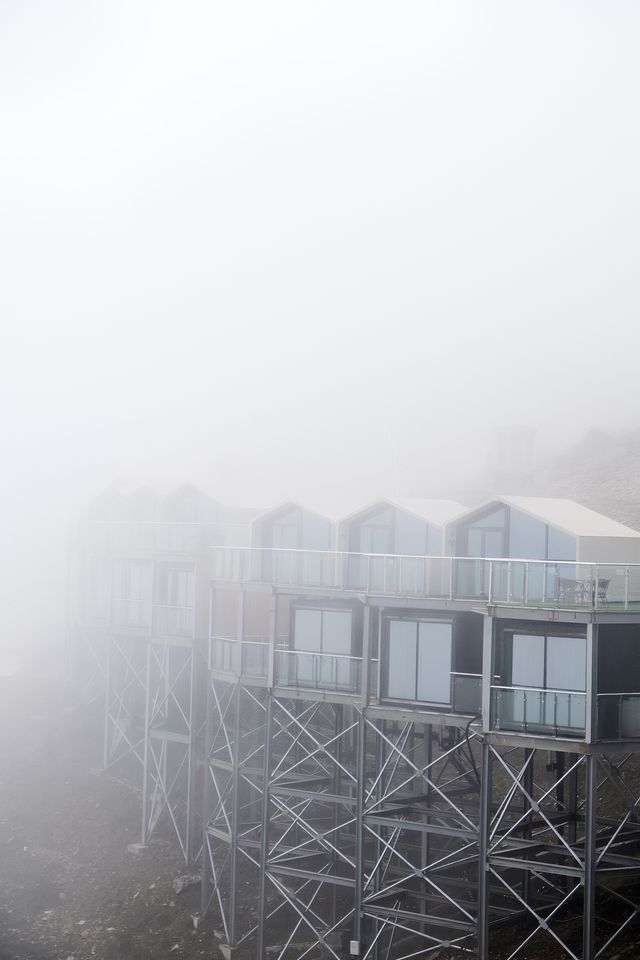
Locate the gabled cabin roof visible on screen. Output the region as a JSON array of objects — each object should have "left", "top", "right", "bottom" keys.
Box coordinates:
[
  {"left": 449, "top": 496, "right": 640, "bottom": 540},
  {"left": 339, "top": 497, "right": 466, "bottom": 529},
  {"left": 252, "top": 500, "right": 337, "bottom": 527}
]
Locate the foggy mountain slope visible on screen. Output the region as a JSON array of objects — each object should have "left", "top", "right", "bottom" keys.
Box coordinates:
[
  {"left": 539, "top": 429, "right": 640, "bottom": 529},
  {"left": 458, "top": 427, "right": 640, "bottom": 531}
]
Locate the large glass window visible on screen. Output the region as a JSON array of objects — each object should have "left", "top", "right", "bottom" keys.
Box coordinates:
[
  {"left": 511, "top": 634, "right": 545, "bottom": 687},
  {"left": 547, "top": 526, "right": 576, "bottom": 562},
  {"left": 272, "top": 508, "right": 300, "bottom": 549},
  {"left": 385, "top": 618, "right": 452, "bottom": 704},
  {"left": 395, "top": 512, "right": 428, "bottom": 556},
  {"left": 155, "top": 564, "right": 194, "bottom": 637},
  {"left": 291, "top": 607, "right": 353, "bottom": 689},
  {"left": 494, "top": 629, "right": 587, "bottom": 735},
  {"left": 87, "top": 558, "right": 110, "bottom": 620},
  {"left": 354, "top": 507, "right": 394, "bottom": 554},
  {"left": 112, "top": 561, "right": 152, "bottom": 628},
  {"left": 509, "top": 510, "right": 546, "bottom": 560}
]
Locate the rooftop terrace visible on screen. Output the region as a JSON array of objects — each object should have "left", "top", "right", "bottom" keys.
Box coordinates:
[{"left": 210, "top": 545, "right": 640, "bottom": 610}]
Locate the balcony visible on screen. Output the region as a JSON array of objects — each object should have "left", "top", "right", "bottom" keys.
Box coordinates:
[
  {"left": 84, "top": 521, "right": 224, "bottom": 556},
  {"left": 209, "top": 636, "right": 270, "bottom": 679},
  {"left": 153, "top": 604, "right": 194, "bottom": 639},
  {"left": 274, "top": 649, "right": 363, "bottom": 694},
  {"left": 111, "top": 597, "right": 151, "bottom": 631},
  {"left": 491, "top": 686, "right": 586, "bottom": 738},
  {"left": 211, "top": 547, "right": 640, "bottom": 610}
]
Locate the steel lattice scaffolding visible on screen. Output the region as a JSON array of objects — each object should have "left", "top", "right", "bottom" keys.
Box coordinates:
[
  {"left": 199, "top": 584, "right": 640, "bottom": 960},
  {"left": 142, "top": 635, "right": 201, "bottom": 863}
]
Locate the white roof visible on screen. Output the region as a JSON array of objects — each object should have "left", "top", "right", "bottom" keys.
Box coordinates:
[
  {"left": 252, "top": 497, "right": 466, "bottom": 529},
  {"left": 451, "top": 496, "right": 640, "bottom": 539},
  {"left": 340, "top": 497, "right": 466, "bottom": 529},
  {"left": 251, "top": 499, "right": 341, "bottom": 526}
]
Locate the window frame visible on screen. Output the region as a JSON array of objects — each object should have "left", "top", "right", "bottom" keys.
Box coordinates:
[{"left": 382, "top": 614, "right": 454, "bottom": 706}]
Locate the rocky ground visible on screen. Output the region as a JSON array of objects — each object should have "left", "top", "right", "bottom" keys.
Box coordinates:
[
  {"left": 0, "top": 673, "right": 219, "bottom": 960},
  {"left": 2, "top": 671, "right": 640, "bottom": 960}
]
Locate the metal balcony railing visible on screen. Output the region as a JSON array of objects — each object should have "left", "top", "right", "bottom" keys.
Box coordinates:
[
  {"left": 111, "top": 597, "right": 151, "bottom": 630},
  {"left": 597, "top": 693, "right": 640, "bottom": 739},
  {"left": 153, "top": 604, "right": 194, "bottom": 639},
  {"left": 274, "top": 649, "right": 363, "bottom": 694},
  {"left": 83, "top": 520, "right": 239, "bottom": 556},
  {"left": 209, "top": 636, "right": 270, "bottom": 678},
  {"left": 451, "top": 673, "right": 482, "bottom": 714},
  {"left": 491, "top": 686, "right": 586, "bottom": 737},
  {"left": 211, "top": 546, "right": 640, "bottom": 609}
]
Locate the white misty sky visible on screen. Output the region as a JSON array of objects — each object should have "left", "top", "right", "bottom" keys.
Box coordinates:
[{"left": 1, "top": 1, "right": 639, "bottom": 649}]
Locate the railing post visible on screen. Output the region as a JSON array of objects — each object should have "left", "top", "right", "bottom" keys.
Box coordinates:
[
  {"left": 583, "top": 754, "right": 597, "bottom": 960},
  {"left": 353, "top": 602, "right": 370, "bottom": 953},
  {"left": 625, "top": 567, "right": 630, "bottom": 610},
  {"left": 482, "top": 614, "right": 493, "bottom": 734},
  {"left": 449, "top": 557, "right": 454, "bottom": 601},
  {"left": 488, "top": 560, "right": 493, "bottom": 603},
  {"left": 267, "top": 588, "right": 276, "bottom": 689},
  {"left": 586, "top": 622, "right": 597, "bottom": 743},
  {"left": 478, "top": 741, "right": 491, "bottom": 960}
]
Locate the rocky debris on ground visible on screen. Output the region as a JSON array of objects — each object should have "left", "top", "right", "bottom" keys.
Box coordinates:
[{"left": 172, "top": 874, "right": 201, "bottom": 895}]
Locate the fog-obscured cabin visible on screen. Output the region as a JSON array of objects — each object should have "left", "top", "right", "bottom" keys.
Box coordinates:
[
  {"left": 339, "top": 497, "right": 464, "bottom": 555},
  {"left": 338, "top": 498, "right": 464, "bottom": 592},
  {"left": 446, "top": 496, "right": 640, "bottom": 603},
  {"left": 250, "top": 501, "right": 336, "bottom": 584},
  {"left": 448, "top": 496, "right": 640, "bottom": 563},
  {"left": 159, "top": 484, "right": 221, "bottom": 523},
  {"left": 80, "top": 483, "right": 257, "bottom": 634},
  {"left": 252, "top": 501, "right": 335, "bottom": 551}
]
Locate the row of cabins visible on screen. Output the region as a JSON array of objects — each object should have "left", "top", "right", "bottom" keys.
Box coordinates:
[
  {"left": 75, "top": 488, "right": 640, "bottom": 958},
  {"left": 78, "top": 487, "right": 640, "bottom": 745}
]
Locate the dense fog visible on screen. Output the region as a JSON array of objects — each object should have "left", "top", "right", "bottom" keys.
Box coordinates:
[{"left": 2, "top": 0, "right": 640, "bottom": 663}]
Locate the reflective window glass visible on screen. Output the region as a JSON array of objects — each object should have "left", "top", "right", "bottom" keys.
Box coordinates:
[
  {"left": 509, "top": 509, "right": 546, "bottom": 560},
  {"left": 322, "top": 611, "right": 352, "bottom": 655},
  {"left": 546, "top": 635, "right": 586, "bottom": 690},
  {"left": 387, "top": 620, "right": 417, "bottom": 699},
  {"left": 294, "top": 609, "right": 322, "bottom": 651},
  {"left": 417, "top": 622, "right": 452, "bottom": 702},
  {"left": 512, "top": 634, "right": 545, "bottom": 687}
]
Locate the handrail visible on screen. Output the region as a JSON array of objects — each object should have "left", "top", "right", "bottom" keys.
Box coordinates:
[
  {"left": 210, "top": 546, "right": 638, "bottom": 609},
  {"left": 210, "top": 545, "right": 640, "bottom": 568},
  {"left": 491, "top": 684, "right": 586, "bottom": 697},
  {"left": 276, "top": 649, "right": 363, "bottom": 662},
  {"left": 597, "top": 691, "right": 640, "bottom": 698}
]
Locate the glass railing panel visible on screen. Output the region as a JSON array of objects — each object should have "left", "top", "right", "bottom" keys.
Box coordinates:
[
  {"left": 241, "top": 641, "right": 269, "bottom": 678},
  {"left": 111, "top": 598, "right": 151, "bottom": 629},
  {"left": 208, "top": 549, "right": 640, "bottom": 609},
  {"left": 453, "top": 558, "right": 489, "bottom": 600},
  {"left": 274, "top": 650, "right": 362, "bottom": 694},
  {"left": 597, "top": 694, "right": 640, "bottom": 739},
  {"left": 210, "top": 636, "right": 238, "bottom": 673},
  {"left": 451, "top": 674, "right": 482, "bottom": 714},
  {"left": 491, "top": 687, "right": 586, "bottom": 737},
  {"left": 154, "top": 604, "right": 194, "bottom": 638}
]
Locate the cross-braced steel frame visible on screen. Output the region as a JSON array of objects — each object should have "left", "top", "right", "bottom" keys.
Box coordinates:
[
  {"left": 202, "top": 673, "right": 268, "bottom": 948},
  {"left": 483, "top": 742, "right": 640, "bottom": 960},
  {"left": 198, "top": 590, "right": 640, "bottom": 960},
  {"left": 103, "top": 632, "right": 148, "bottom": 774},
  {"left": 142, "top": 635, "right": 200, "bottom": 863}
]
